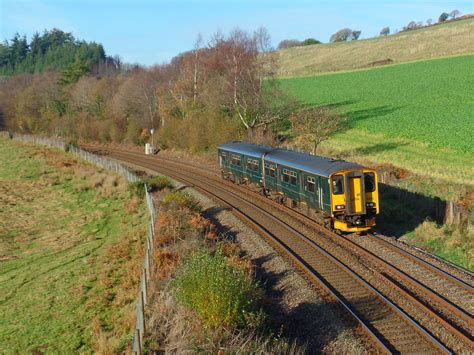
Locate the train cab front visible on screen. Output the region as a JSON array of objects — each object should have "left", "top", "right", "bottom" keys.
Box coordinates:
[{"left": 330, "top": 169, "right": 379, "bottom": 233}]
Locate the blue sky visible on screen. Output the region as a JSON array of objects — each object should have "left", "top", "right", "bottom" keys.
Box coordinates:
[{"left": 1, "top": 0, "right": 472, "bottom": 65}]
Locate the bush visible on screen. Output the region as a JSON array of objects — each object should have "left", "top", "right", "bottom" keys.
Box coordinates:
[
  {"left": 147, "top": 175, "right": 172, "bottom": 191},
  {"left": 302, "top": 38, "right": 321, "bottom": 46},
  {"left": 172, "top": 251, "right": 265, "bottom": 329},
  {"left": 162, "top": 190, "right": 200, "bottom": 211}
]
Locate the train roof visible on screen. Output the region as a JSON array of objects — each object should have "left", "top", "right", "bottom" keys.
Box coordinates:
[
  {"left": 218, "top": 141, "right": 273, "bottom": 158},
  {"left": 265, "top": 149, "right": 364, "bottom": 177},
  {"left": 218, "top": 141, "right": 364, "bottom": 177}
]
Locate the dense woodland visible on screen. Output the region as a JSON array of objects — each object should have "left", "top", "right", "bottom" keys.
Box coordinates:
[
  {"left": 0, "top": 29, "right": 114, "bottom": 76},
  {"left": 0, "top": 28, "right": 309, "bottom": 152}
]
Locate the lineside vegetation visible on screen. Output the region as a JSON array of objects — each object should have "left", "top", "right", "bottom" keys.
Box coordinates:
[{"left": 143, "top": 187, "right": 300, "bottom": 352}]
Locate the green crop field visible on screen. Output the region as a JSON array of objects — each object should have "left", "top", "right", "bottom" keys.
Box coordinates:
[
  {"left": 279, "top": 54, "right": 473, "bottom": 153},
  {"left": 0, "top": 137, "right": 147, "bottom": 352}
]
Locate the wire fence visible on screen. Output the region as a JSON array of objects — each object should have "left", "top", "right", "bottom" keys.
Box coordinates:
[{"left": 11, "top": 133, "right": 154, "bottom": 354}]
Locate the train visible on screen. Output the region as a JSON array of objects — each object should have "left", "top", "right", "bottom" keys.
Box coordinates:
[{"left": 218, "top": 141, "right": 379, "bottom": 233}]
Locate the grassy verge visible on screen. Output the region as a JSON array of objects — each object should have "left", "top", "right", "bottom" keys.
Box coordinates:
[
  {"left": 405, "top": 221, "right": 473, "bottom": 271},
  {"left": 0, "top": 137, "right": 148, "bottom": 353}
]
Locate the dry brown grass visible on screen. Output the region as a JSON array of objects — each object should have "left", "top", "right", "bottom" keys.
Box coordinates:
[
  {"left": 147, "top": 288, "right": 303, "bottom": 353},
  {"left": 276, "top": 18, "right": 474, "bottom": 77}
]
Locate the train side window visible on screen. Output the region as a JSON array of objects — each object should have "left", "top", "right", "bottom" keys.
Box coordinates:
[
  {"left": 364, "top": 172, "right": 376, "bottom": 192},
  {"left": 283, "top": 169, "right": 297, "bottom": 185},
  {"left": 231, "top": 154, "right": 241, "bottom": 166},
  {"left": 332, "top": 175, "right": 344, "bottom": 195},
  {"left": 264, "top": 163, "right": 276, "bottom": 177},
  {"left": 307, "top": 177, "right": 315, "bottom": 192},
  {"left": 247, "top": 159, "right": 259, "bottom": 171},
  {"left": 290, "top": 171, "right": 297, "bottom": 185}
]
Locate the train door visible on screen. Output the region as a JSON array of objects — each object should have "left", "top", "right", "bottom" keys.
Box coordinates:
[
  {"left": 219, "top": 151, "right": 227, "bottom": 168},
  {"left": 304, "top": 174, "right": 318, "bottom": 209},
  {"left": 280, "top": 167, "right": 300, "bottom": 201},
  {"left": 321, "top": 177, "right": 331, "bottom": 213},
  {"left": 264, "top": 162, "right": 277, "bottom": 190},
  {"left": 348, "top": 175, "right": 364, "bottom": 214}
]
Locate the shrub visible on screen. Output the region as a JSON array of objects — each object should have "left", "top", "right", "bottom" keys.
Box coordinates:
[
  {"left": 147, "top": 175, "right": 172, "bottom": 191},
  {"left": 172, "top": 251, "right": 265, "bottom": 329},
  {"left": 302, "top": 38, "right": 321, "bottom": 46},
  {"left": 162, "top": 190, "right": 200, "bottom": 211}
]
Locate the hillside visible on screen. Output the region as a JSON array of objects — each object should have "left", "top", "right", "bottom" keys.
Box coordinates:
[
  {"left": 278, "top": 55, "right": 474, "bottom": 196},
  {"left": 276, "top": 17, "right": 474, "bottom": 77}
]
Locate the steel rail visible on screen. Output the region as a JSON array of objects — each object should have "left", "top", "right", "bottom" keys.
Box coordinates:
[
  {"left": 369, "top": 233, "right": 474, "bottom": 290},
  {"left": 104, "top": 149, "right": 454, "bottom": 354}
]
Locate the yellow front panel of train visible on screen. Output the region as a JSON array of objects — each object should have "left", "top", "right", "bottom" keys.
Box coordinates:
[{"left": 349, "top": 177, "right": 363, "bottom": 213}]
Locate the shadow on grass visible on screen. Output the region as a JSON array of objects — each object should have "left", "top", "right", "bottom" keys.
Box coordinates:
[
  {"left": 344, "top": 105, "right": 402, "bottom": 123},
  {"left": 376, "top": 183, "right": 445, "bottom": 238},
  {"left": 353, "top": 142, "right": 408, "bottom": 155}
]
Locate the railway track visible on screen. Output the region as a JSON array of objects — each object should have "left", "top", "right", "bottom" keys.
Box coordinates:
[{"left": 85, "top": 146, "right": 473, "bottom": 353}]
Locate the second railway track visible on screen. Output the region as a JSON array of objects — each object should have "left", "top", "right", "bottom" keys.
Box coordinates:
[{"left": 87, "top": 146, "right": 473, "bottom": 353}]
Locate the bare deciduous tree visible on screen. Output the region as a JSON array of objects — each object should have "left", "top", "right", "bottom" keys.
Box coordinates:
[
  {"left": 192, "top": 34, "right": 203, "bottom": 103},
  {"left": 290, "top": 106, "right": 345, "bottom": 154},
  {"left": 449, "top": 10, "right": 461, "bottom": 19},
  {"left": 330, "top": 28, "right": 361, "bottom": 42},
  {"left": 277, "top": 39, "right": 301, "bottom": 49}
]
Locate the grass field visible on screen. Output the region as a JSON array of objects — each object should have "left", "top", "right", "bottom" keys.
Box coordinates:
[
  {"left": 278, "top": 55, "right": 474, "bottom": 197},
  {"left": 276, "top": 17, "right": 474, "bottom": 76},
  {"left": 0, "top": 137, "right": 147, "bottom": 352}
]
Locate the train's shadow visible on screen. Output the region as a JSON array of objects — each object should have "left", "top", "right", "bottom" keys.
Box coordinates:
[{"left": 375, "top": 183, "right": 445, "bottom": 238}]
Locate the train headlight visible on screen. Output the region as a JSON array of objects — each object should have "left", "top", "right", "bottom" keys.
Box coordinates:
[
  {"left": 335, "top": 205, "right": 345, "bottom": 210},
  {"left": 366, "top": 202, "right": 376, "bottom": 207}
]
